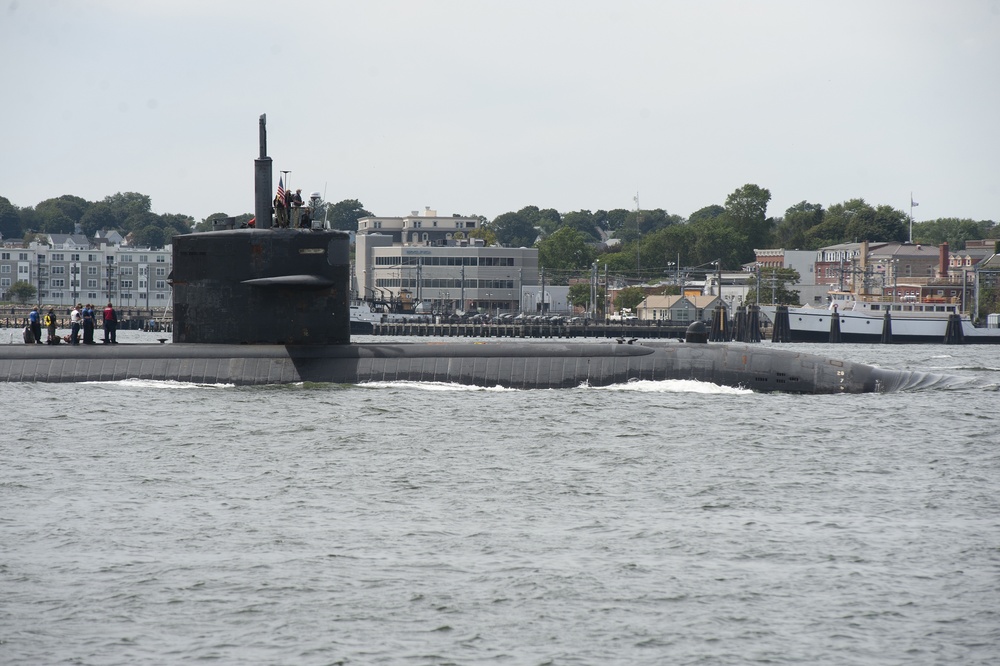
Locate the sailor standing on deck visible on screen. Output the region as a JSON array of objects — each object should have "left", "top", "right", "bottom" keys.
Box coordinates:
[
  {"left": 103, "top": 302, "right": 119, "bottom": 344},
  {"left": 28, "top": 306, "right": 42, "bottom": 344},
  {"left": 45, "top": 307, "right": 57, "bottom": 344},
  {"left": 70, "top": 304, "right": 82, "bottom": 345},
  {"left": 82, "top": 304, "right": 96, "bottom": 344}
]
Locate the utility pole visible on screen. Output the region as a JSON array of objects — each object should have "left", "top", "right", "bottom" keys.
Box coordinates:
[
  {"left": 540, "top": 266, "right": 545, "bottom": 314},
  {"left": 634, "top": 192, "right": 641, "bottom": 277},
  {"left": 603, "top": 263, "right": 609, "bottom": 320}
]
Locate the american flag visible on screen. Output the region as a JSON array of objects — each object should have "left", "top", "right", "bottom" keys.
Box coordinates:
[{"left": 276, "top": 177, "right": 285, "bottom": 201}]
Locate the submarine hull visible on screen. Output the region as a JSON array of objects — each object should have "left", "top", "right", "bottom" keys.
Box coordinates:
[{"left": 0, "top": 340, "right": 940, "bottom": 393}]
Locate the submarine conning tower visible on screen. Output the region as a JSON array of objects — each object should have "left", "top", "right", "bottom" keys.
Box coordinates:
[
  {"left": 171, "top": 113, "right": 352, "bottom": 346},
  {"left": 172, "top": 228, "right": 351, "bottom": 345}
]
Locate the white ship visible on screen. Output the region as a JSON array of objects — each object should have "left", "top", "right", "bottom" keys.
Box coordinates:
[{"left": 760, "top": 291, "right": 1000, "bottom": 344}]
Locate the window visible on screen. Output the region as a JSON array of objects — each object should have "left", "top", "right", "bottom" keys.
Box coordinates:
[
  {"left": 87, "top": 279, "right": 98, "bottom": 288},
  {"left": 155, "top": 280, "right": 166, "bottom": 289},
  {"left": 0, "top": 265, "right": 10, "bottom": 273},
  {"left": 156, "top": 255, "right": 165, "bottom": 263},
  {"left": 121, "top": 280, "right": 133, "bottom": 289},
  {"left": 155, "top": 293, "right": 166, "bottom": 300},
  {"left": 52, "top": 253, "right": 64, "bottom": 261},
  {"left": 38, "top": 255, "right": 46, "bottom": 263},
  {"left": 51, "top": 266, "right": 65, "bottom": 274},
  {"left": 52, "top": 279, "right": 65, "bottom": 288},
  {"left": 0, "top": 253, "right": 8, "bottom": 260},
  {"left": 71, "top": 254, "right": 80, "bottom": 261},
  {"left": 120, "top": 267, "right": 133, "bottom": 276},
  {"left": 88, "top": 254, "right": 98, "bottom": 262},
  {"left": 1, "top": 278, "right": 9, "bottom": 287},
  {"left": 19, "top": 253, "right": 28, "bottom": 260},
  {"left": 155, "top": 268, "right": 166, "bottom": 276},
  {"left": 87, "top": 266, "right": 98, "bottom": 275},
  {"left": 139, "top": 281, "right": 147, "bottom": 289},
  {"left": 18, "top": 265, "right": 29, "bottom": 275}
]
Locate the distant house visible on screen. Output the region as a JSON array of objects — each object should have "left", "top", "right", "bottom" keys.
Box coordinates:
[
  {"left": 636, "top": 294, "right": 722, "bottom": 323},
  {"left": 46, "top": 233, "right": 91, "bottom": 250}
]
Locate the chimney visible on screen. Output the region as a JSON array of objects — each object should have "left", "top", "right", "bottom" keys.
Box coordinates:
[{"left": 938, "top": 242, "right": 949, "bottom": 278}]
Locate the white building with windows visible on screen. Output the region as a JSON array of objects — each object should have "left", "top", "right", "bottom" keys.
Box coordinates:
[
  {"left": 0, "top": 234, "right": 172, "bottom": 309},
  {"left": 355, "top": 208, "right": 539, "bottom": 315}
]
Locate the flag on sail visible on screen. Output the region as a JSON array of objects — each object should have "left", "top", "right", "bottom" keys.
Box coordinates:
[{"left": 276, "top": 177, "right": 285, "bottom": 201}]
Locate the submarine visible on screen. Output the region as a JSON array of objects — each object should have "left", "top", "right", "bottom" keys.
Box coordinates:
[{"left": 0, "top": 116, "right": 944, "bottom": 393}]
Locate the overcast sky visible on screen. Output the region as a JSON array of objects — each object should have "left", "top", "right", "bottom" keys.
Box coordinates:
[{"left": 2, "top": 0, "right": 998, "bottom": 226}]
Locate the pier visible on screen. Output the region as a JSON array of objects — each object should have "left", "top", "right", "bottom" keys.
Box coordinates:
[{"left": 368, "top": 320, "right": 692, "bottom": 339}]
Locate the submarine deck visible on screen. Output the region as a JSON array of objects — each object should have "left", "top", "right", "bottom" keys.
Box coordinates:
[{"left": 0, "top": 340, "right": 934, "bottom": 393}]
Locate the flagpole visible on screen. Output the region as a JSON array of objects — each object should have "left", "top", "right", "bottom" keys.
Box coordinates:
[{"left": 909, "top": 192, "right": 918, "bottom": 243}]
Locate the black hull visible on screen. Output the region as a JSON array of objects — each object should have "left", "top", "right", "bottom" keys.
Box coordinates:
[
  {"left": 783, "top": 329, "right": 1000, "bottom": 345},
  {"left": 0, "top": 340, "right": 949, "bottom": 394},
  {"left": 350, "top": 320, "right": 375, "bottom": 335}
]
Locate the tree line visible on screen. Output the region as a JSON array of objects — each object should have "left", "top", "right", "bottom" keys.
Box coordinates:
[
  {"left": 483, "top": 185, "right": 998, "bottom": 285},
  {"left": 3, "top": 186, "right": 996, "bottom": 276}
]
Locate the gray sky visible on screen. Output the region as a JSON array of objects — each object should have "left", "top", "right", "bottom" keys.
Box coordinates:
[{"left": 3, "top": 0, "right": 998, "bottom": 225}]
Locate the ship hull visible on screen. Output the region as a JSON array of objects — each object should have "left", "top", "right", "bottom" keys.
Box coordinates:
[
  {"left": 761, "top": 306, "right": 1000, "bottom": 344},
  {"left": 0, "top": 340, "right": 948, "bottom": 394}
]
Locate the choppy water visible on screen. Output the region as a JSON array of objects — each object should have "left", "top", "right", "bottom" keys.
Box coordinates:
[{"left": 2, "top": 335, "right": 999, "bottom": 665}]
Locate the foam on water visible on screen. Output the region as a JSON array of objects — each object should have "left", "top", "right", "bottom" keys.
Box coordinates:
[
  {"left": 590, "top": 378, "right": 753, "bottom": 394},
  {"left": 82, "top": 378, "right": 236, "bottom": 389}
]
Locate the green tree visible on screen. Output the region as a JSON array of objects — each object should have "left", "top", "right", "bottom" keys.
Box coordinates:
[
  {"left": 603, "top": 208, "right": 631, "bottom": 231},
  {"left": 33, "top": 195, "right": 90, "bottom": 234},
  {"left": 614, "top": 286, "right": 646, "bottom": 312},
  {"left": 688, "top": 204, "right": 725, "bottom": 224},
  {"left": 467, "top": 226, "right": 497, "bottom": 245},
  {"left": 132, "top": 225, "right": 165, "bottom": 248},
  {"left": 533, "top": 208, "right": 562, "bottom": 236},
  {"left": 537, "top": 227, "right": 596, "bottom": 276},
  {"left": 639, "top": 224, "right": 697, "bottom": 275},
  {"left": 561, "top": 210, "right": 602, "bottom": 240},
  {"left": 0, "top": 196, "right": 22, "bottom": 239},
  {"left": 689, "top": 216, "right": 748, "bottom": 268},
  {"left": 568, "top": 282, "right": 606, "bottom": 314},
  {"left": 489, "top": 211, "right": 537, "bottom": 247},
  {"left": 805, "top": 199, "right": 863, "bottom": 247},
  {"left": 195, "top": 212, "right": 231, "bottom": 232},
  {"left": 159, "top": 213, "right": 195, "bottom": 235},
  {"left": 774, "top": 201, "right": 824, "bottom": 250},
  {"left": 35, "top": 195, "right": 89, "bottom": 232},
  {"left": 79, "top": 202, "right": 118, "bottom": 236},
  {"left": 845, "top": 204, "right": 907, "bottom": 242},
  {"left": 568, "top": 282, "right": 591, "bottom": 308},
  {"left": 102, "top": 192, "right": 151, "bottom": 224},
  {"left": 746, "top": 267, "right": 801, "bottom": 305},
  {"left": 913, "top": 218, "right": 997, "bottom": 248},
  {"left": 724, "top": 183, "right": 772, "bottom": 254},
  {"left": 326, "top": 199, "right": 372, "bottom": 232},
  {"left": 977, "top": 287, "right": 1000, "bottom": 323},
  {"left": 8, "top": 281, "right": 37, "bottom": 305}
]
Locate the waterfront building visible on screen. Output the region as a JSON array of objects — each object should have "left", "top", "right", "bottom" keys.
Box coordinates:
[
  {"left": 355, "top": 207, "right": 539, "bottom": 315},
  {"left": 635, "top": 294, "right": 722, "bottom": 323},
  {"left": 0, "top": 233, "right": 171, "bottom": 308}
]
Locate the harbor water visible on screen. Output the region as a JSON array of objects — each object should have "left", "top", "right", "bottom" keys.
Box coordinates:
[{"left": 2, "top": 333, "right": 999, "bottom": 664}]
